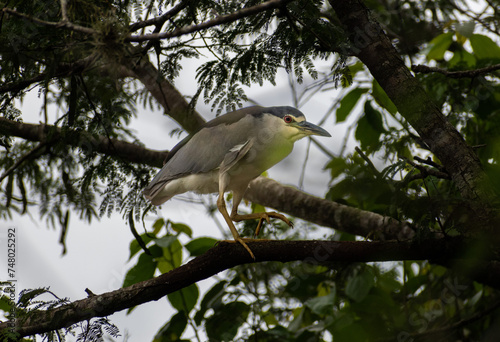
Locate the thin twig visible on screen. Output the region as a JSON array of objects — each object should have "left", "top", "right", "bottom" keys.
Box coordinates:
[
  {"left": 413, "top": 156, "right": 448, "bottom": 173},
  {"left": 409, "top": 158, "right": 450, "bottom": 179},
  {"left": 412, "top": 64, "right": 500, "bottom": 79},
  {"left": 128, "top": 0, "right": 189, "bottom": 32},
  {"left": 0, "top": 143, "right": 47, "bottom": 183},
  {"left": 450, "top": 2, "right": 499, "bottom": 36},
  {"left": 355, "top": 146, "right": 381, "bottom": 178},
  {"left": 401, "top": 171, "right": 427, "bottom": 184},
  {"left": 126, "top": 0, "right": 291, "bottom": 42},
  {"left": 299, "top": 139, "right": 311, "bottom": 190},
  {"left": 2, "top": 7, "right": 95, "bottom": 35},
  {"left": 310, "top": 137, "right": 335, "bottom": 159}
]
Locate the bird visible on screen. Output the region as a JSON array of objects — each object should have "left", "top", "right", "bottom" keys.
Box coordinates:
[{"left": 143, "top": 106, "right": 331, "bottom": 259}]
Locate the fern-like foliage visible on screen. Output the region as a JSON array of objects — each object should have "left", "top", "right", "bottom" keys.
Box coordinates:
[
  {"left": 76, "top": 318, "right": 120, "bottom": 342},
  {"left": 0, "top": 285, "right": 73, "bottom": 341}
]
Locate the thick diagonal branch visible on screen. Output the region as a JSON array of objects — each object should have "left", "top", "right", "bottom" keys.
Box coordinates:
[
  {"left": 0, "top": 238, "right": 482, "bottom": 338},
  {"left": 119, "top": 57, "right": 205, "bottom": 134}
]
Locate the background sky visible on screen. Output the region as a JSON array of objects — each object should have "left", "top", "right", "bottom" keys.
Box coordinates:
[{"left": 1, "top": 54, "right": 355, "bottom": 340}]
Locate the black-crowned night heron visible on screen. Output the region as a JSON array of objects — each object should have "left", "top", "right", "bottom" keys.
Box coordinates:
[{"left": 143, "top": 106, "right": 331, "bottom": 259}]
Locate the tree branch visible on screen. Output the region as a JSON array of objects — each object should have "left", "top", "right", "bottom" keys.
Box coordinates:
[
  {"left": 0, "top": 118, "right": 168, "bottom": 168},
  {"left": 412, "top": 63, "right": 500, "bottom": 78},
  {"left": 125, "top": 0, "right": 292, "bottom": 42},
  {"left": 0, "top": 238, "right": 479, "bottom": 338},
  {"left": 0, "top": 142, "right": 47, "bottom": 183}
]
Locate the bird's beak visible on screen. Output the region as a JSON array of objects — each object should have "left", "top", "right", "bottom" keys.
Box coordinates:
[{"left": 295, "top": 121, "right": 331, "bottom": 137}]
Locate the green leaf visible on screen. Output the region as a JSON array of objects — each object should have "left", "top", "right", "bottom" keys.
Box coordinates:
[
  {"left": 449, "top": 49, "right": 476, "bottom": 69},
  {"left": 153, "top": 312, "right": 188, "bottom": 342},
  {"left": 185, "top": 237, "right": 218, "bottom": 256},
  {"left": 152, "top": 218, "right": 165, "bottom": 234},
  {"left": 456, "top": 21, "right": 475, "bottom": 38},
  {"left": 123, "top": 253, "right": 157, "bottom": 288},
  {"left": 169, "top": 221, "right": 193, "bottom": 238},
  {"left": 205, "top": 302, "right": 250, "bottom": 341},
  {"left": 325, "top": 156, "right": 348, "bottom": 181},
  {"left": 0, "top": 296, "right": 12, "bottom": 312},
  {"left": 355, "top": 102, "right": 384, "bottom": 150},
  {"left": 348, "top": 62, "right": 365, "bottom": 77},
  {"left": 155, "top": 235, "right": 178, "bottom": 248},
  {"left": 305, "top": 290, "right": 336, "bottom": 315},
  {"left": 157, "top": 237, "right": 183, "bottom": 273},
  {"left": 345, "top": 269, "right": 375, "bottom": 302},
  {"left": 426, "top": 32, "right": 454, "bottom": 61},
  {"left": 350, "top": 291, "right": 396, "bottom": 314},
  {"left": 288, "top": 306, "right": 309, "bottom": 332},
  {"left": 262, "top": 311, "right": 280, "bottom": 326},
  {"left": 333, "top": 322, "right": 369, "bottom": 342},
  {"left": 336, "top": 88, "right": 368, "bottom": 123},
  {"left": 405, "top": 275, "right": 428, "bottom": 294},
  {"left": 167, "top": 283, "right": 199, "bottom": 313},
  {"left": 469, "top": 34, "right": 500, "bottom": 60},
  {"left": 364, "top": 101, "right": 385, "bottom": 132},
  {"left": 18, "top": 288, "right": 50, "bottom": 306},
  {"left": 377, "top": 270, "right": 402, "bottom": 293},
  {"left": 372, "top": 80, "right": 397, "bottom": 115}
]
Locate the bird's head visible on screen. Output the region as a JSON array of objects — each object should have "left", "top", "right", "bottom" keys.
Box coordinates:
[{"left": 262, "top": 106, "right": 331, "bottom": 142}]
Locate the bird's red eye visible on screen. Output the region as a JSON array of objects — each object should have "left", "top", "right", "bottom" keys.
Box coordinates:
[{"left": 284, "top": 115, "right": 293, "bottom": 123}]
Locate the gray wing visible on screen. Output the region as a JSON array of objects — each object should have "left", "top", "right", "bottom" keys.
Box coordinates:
[{"left": 143, "top": 116, "right": 254, "bottom": 199}]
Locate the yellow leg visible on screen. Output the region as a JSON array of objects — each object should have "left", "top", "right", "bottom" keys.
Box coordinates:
[
  {"left": 231, "top": 212, "right": 293, "bottom": 237},
  {"left": 217, "top": 192, "right": 255, "bottom": 260}
]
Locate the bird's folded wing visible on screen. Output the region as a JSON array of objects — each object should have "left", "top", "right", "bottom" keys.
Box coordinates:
[{"left": 220, "top": 140, "right": 253, "bottom": 174}]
